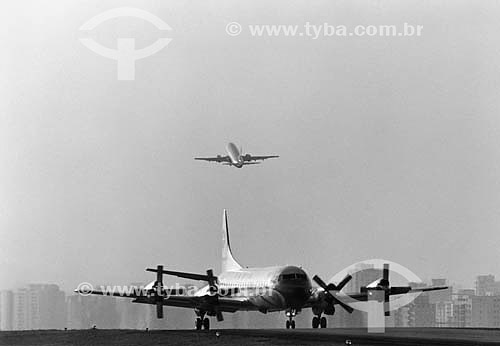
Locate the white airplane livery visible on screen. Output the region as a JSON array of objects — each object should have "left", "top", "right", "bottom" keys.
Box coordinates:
[
  {"left": 76, "top": 210, "right": 447, "bottom": 330},
  {"left": 195, "top": 142, "right": 279, "bottom": 168}
]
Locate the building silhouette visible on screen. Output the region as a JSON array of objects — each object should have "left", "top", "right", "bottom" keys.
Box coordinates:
[
  {"left": 0, "top": 290, "right": 14, "bottom": 330},
  {"left": 471, "top": 296, "right": 500, "bottom": 327},
  {"left": 11, "top": 284, "right": 66, "bottom": 330},
  {"left": 476, "top": 275, "right": 500, "bottom": 296}
]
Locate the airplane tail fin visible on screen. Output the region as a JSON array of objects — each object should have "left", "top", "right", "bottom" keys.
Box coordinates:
[{"left": 222, "top": 210, "right": 242, "bottom": 272}]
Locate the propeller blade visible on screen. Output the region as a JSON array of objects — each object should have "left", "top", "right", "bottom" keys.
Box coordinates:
[
  {"left": 156, "top": 301, "right": 163, "bottom": 319},
  {"left": 156, "top": 265, "right": 164, "bottom": 296},
  {"left": 336, "top": 274, "right": 352, "bottom": 291},
  {"left": 313, "top": 275, "right": 329, "bottom": 291},
  {"left": 384, "top": 300, "right": 390, "bottom": 316},
  {"left": 152, "top": 265, "right": 165, "bottom": 318},
  {"left": 206, "top": 269, "right": 218, "bottom": 294},
  {"left": 331, "top": 295, "right": 354, "bottom": 313},
  {"left": 376, "top": 263, "right": 390, "bottom": 288}
]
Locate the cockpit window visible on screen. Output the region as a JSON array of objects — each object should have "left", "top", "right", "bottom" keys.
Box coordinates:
[{"left": 279, "top": 273, "right": 307, "bottom": 281}]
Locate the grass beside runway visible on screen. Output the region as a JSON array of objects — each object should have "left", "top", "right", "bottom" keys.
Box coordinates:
[{"left": 1, "top": 328, "right": 499, "bottom": 346}]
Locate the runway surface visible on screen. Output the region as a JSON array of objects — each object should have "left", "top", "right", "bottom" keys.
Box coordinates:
[{"left": 1, "top": 328, "right": 499, "bottom": 346}]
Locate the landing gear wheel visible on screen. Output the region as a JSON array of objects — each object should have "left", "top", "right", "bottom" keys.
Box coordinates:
[
  {"left": 286, "top": 320, "right": 290, "bottom": 329},
  {"left": 291, "top": 320, "right": 296, "bottom": 329},
  {"left": 320, "top": 317, "right": 327, "bottom": 328},
  {"left": 203, "top": 318, "right": 210, "bottom": 330},
  {"left": 195, "top": 318, "right": 202, "bottom": 330},
  {"left": 312, "top": 316, "right": 319, "bottom": 329}
]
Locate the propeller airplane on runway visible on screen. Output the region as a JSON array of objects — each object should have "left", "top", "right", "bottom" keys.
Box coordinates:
[{"left": 76, "top": 210, "right": 447, "bottom": 330}]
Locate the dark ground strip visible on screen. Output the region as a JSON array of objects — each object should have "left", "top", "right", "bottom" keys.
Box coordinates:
[{"left": 1, "top": 328, "right": 499, "bottom": 346}]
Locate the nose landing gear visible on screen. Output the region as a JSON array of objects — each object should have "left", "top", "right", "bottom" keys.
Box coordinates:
[
  {"left": 285, "top": 309, "right": 297, "bottom": 329},
  {"left": 195, "top": 317, "right": 210, "bottom": 330}
]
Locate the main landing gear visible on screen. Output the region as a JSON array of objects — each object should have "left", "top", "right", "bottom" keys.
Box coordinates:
[
  {"left": 312, "top": 315, "right": 327, "bottom": 328},
  {"left": 285, "top": 309, "right": 297, "bottom": 329},
  {"left": 195, "top": 317, "right": 210, "bottom": 330},
  {"left": 195, "top": 311, "right": 210, "bottom": 330}
]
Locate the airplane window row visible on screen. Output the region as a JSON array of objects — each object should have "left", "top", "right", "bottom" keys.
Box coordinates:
[{"left": 280, "top": 273, "right": 307, "bottom": 281}]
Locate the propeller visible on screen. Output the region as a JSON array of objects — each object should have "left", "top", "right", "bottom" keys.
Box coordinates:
[
  {"left": 206, "top": 269, "right": 224, "bottom": 321},
  {"left": 153, "top": 265, "right": 165, "bottom": 318},
  {"left": 147, "top": 265, "right": 224, "bottom": 321},
  {"left": 313, "top": 274, "right": 354, "bottom": 313},
  {"left": 362, "top": 263, "right": 413, "bottom": 316}
]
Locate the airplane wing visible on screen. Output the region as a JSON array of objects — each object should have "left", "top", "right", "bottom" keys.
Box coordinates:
[
  {"left": 133, "top": 295, "right": 254, "bottom": 313},
  {"left": 305, "top": 285, "right": 449, "bottom": 311},
  {"left": 75, "top": 286, "right": 252, "bottom": 313},
  {"left": 75, "top": 265, "right": 259, "bottom": 321},
  {"left": 243, "top": 155, "right": 279, "bottom": 162},
  {"left": 194, "top": 156, "right": 231, "bottom": 163},
  {"left": 343, "top": 285, "right": 449, "bottom": 302}
]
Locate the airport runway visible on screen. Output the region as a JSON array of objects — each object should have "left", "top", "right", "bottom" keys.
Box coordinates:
[{"left": 1, "top": 328, "right": 499, "bottom": 346}]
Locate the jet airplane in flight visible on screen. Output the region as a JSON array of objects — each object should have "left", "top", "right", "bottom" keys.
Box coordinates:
[
  {"left": 195, "top": 143, "right": 279, "bottom": 168},
  {"left": 76, "top": 210, "right": 447, "bottom": 330}
]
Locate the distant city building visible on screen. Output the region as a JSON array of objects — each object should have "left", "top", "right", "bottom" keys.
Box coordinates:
[
  {"left": 13, "top": 288, "right": 34, "bottom": 330},
  {"left": 476, "top": 275, "right": 500, "bottom": 296},
  {"left": 408, "top": 294, "right": 436, "bottom": 327},
  {"left": 11, "top": 284, "right": 66, "bottom": 330},
  {"left": 471, "top": 296, "right": 500, "bottom": 327},
  {"left": 0, "top": 290, "right": 14, "bottom": 330},
  {"left": 452, "top": 291, "right": 473, "bottom": 328},
  {"left": 66, "top": 294, "right": 86, "bottom": 329},
  {"left": 435, "top": 301, "right": 454, "bottom": 327},
  {"left": 394, "top": 306, "right": 410, "bottom": 327}
]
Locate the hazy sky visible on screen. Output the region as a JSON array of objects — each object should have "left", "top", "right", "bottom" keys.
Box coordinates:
[{"left": 1, "top": 1, "right": 500, "bottom": 292}]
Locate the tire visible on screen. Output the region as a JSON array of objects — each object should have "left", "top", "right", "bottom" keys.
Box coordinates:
[
  {"left": 286, "top": 320, "right": 290, "bottom": 329},
  {"left": 291, "top": 320, "right": 296, "bottom": 329},
  {"left": 312, "top": 316, "right": 319, "bottom": 329},
  {"left": 195, "top": 318, "right": 202, "bottom": 330},
  {"left": 320, "top": 316, "right": 327, "bottom": 328},
  {"left": 203, "top": 318, "right": 210, "bottom": 330}
]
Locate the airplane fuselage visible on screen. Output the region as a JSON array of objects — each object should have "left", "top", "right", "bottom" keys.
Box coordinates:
[
  {"left": 194, "top": 265, "right": 312, "bottom": 312},
  {"left": 226, "top": 142, "right": 244, "bottom": 168}
]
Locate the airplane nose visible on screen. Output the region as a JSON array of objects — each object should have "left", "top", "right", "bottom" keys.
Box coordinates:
[{"left": 277, "top": 282, "right": 311, "bottom": 307}]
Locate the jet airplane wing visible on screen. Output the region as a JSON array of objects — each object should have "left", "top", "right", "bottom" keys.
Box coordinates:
[
  {"left": 194, "top": 156, "right": 231, "bottom": 163},
  {"left": 243, "top": 155, "right": 279, "bottom": 162}
]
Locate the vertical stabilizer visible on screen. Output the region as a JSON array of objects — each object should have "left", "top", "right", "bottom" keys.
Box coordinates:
[{"left": 222, "top": 210, "right": 242, "bottom": 272}]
